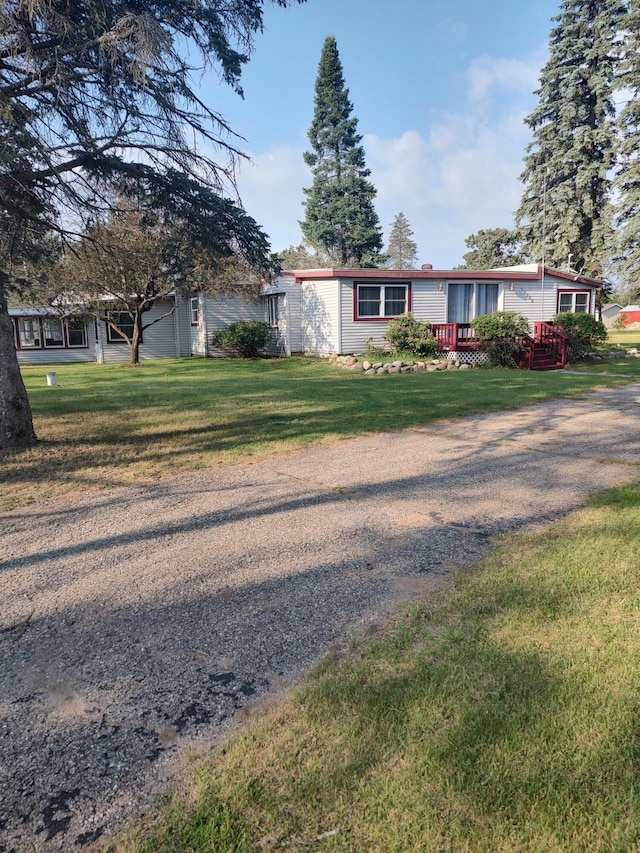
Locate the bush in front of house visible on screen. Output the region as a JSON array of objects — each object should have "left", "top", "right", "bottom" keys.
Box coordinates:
[
  {"left": 383, "top": 313, "right": 438, "bottom": 357},
  {"left": 471, "top": 311, "right": 531, "bottom": 368},
  {"left": 552, "top": 312, "right": 607, "bottom": 362},
  {"left": 212, "top": 321, "right": 272, "bottom": 358}
]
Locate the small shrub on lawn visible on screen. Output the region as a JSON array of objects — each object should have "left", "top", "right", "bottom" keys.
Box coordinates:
[
  {"left": 471, "top": 311, "right": 530, "bottom": 368},
  {"left": 211, "top": 321, "right": 272, "bottom": 358},
  {"left": 384, "top": 313, "right": 438, "bottom": 357},
  {"left": 552, "top": 312, "right": 607, "bottom": 362}
]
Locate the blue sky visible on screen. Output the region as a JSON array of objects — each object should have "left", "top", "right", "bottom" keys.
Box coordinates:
[{"left": 199, "top": 0, "right": 561, "bottom": 267}]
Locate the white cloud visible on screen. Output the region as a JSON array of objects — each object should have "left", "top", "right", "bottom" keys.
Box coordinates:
[
  {"left": 232, "top": 52, "right": 544, "bottom": 267},
  {"left": 234, "top": 145, "right": 308, "bottom": 251},
  {"left": 466, "top": 54, "right": 543, "bottom": 103}
]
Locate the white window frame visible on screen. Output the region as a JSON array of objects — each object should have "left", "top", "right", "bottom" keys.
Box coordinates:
[
  {"left": 42, "top": 317, "right": 65, "bottom": 348},
  {"left": 190, "top": 296, "right": 199, "bottom": 326},
  {"left": 17, "top": 317, "right": 41, "bottom": 348},
  {"left": 355, "top": 283, "right": 409, "bottom": 320},
  {"left": 66, "top": 319, "right": 88, "bottom": 348},
  {"left": 557, "top": 290, "right": 590, "bottom": 314},
  {"left": 267, "top": 294, "right": 279, "bottom": 328}
]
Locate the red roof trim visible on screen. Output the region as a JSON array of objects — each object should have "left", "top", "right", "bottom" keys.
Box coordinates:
[{"left": 290, "top": 265, "right": 603, "bottom": 288}]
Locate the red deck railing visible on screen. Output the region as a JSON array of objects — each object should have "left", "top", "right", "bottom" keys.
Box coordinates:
[
  {"left": 429, "top": 323, "right": 479, "bottom": 351},
  {"left": 430, "top": 320, "right": 567, "bottom": 369},
  {"left": 533, "top": 321, "right": 568, "bottom": 368}
]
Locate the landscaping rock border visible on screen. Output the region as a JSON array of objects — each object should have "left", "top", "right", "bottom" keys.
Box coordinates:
[{"left": 329, "top": 355, "right": 475, "bottom": 374}]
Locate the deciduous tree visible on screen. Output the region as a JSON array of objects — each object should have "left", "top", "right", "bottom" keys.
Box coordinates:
[
  {"left": 516, "top": 0, "right": 625, "bottom": 278},
  {"left": 0, "top": 0, "right": 303, "bottom": 449},
  {"left": 301, "top": 36, "right": 384, "bottom": 268}
]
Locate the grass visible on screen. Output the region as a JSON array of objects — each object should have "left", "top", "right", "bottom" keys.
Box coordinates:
[
  {"left": 112, "top": 480, "right": 640, "bottom": 852},
  {"left": 3, "top": 354, "right": 639, "bottom": 510}
]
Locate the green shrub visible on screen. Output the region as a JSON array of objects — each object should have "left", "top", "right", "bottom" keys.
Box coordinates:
[
  {"left": 552, "top": 312, "right": 607, "bottom": 361},
  {"left": 383, "top": 313, "right": 438, "bottom": 357},
  {"left": 470, "top": 311, "right": 530, "bottom": 368},
  {"left": 212, "top": 321, "right": 272, "bottom": 358}
]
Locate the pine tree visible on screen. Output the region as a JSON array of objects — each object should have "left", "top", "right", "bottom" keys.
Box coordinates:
[
  {"left": 457, "top": 228, "right": 526, "bottom": 270},
  {"left": 516, "top": 0, "right": 625, "bottom": 278},
  {"left": 612, "top": 0, "right": 640, "bottom": 295},
  {"left": 385, "top": 213, "right": 418, "bottom": 269},
  {"left": 301, "top": 36, "right": 384, "bottom": 268}
]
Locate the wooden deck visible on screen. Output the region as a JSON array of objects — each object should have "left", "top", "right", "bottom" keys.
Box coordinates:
[{"left": 430, "top": 322, "right": 568, "bottom": 370}]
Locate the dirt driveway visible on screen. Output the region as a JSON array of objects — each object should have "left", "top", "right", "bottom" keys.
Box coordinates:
[{"left": 2, "top": 383, "right": 640, "bottom": 851}]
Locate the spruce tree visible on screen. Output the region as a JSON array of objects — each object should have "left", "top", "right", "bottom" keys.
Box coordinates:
[
  {"left": 385, "top": 213, "right": 418, "bottom": 269},
  {"left": 301, "top": 36, "right": 384, "bottom": 268},
  {"left": 612, "top": 0, "right": 640, "bottom": 296},
  {"left": 516, "top": 0, "right": 625, "bottom": 278},
  {"left": 457, "top": 228, "right": 526, "bottom": 269}
]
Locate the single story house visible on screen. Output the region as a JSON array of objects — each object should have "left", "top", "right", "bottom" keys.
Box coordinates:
[
  {"left": 11, "top": 263, "right": 603, "bottom": 369},
  {"left": 10, "top": 292, "right": 263, "bottom": 365},
  {"left": 262, "top": 263, "right": 603, "bottom": 367}
]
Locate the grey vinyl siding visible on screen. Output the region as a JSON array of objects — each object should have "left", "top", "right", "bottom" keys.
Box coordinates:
[
  {"left": 411, "top": 281, "right": 447, "bottom": 324},
  {"left": 301, "top": 279, "right": 340, "bottom": 355},
  {"left": 501, "top": 274, "right": 598, "bottom": 328},
  {"left": 262, "top": 275, "right": 304, "bottom": 355},
  {"left": 175, "top": 293, "right": 193, "bottom": 357},
  {"left": 339, "top": 279, "right": 447, "bottom": 355},
  {"left": 286, "top": 287, "right": 303, "bottom": 353},
  {"left": 204, "top": 292, "right": 263, "bottom": 357},
  {"left": 100, "top": 300, "right": 177, "bottom": 363}
]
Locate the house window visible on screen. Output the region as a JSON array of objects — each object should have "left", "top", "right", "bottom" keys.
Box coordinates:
[
  {"left": 558, "top": 291, "right": 590, "bottom": 313},
  {"left": 13, "top": 316, "right": 89, "bottom": 350},
  {"left": 67, "top": 319, "right": 87, "bottom": 347},
  {"left": 447, "top": 283, "right": 499, "bottom": 324},
  {"left": 267, "top": 295, "right": 279, "bottom": 327},
  {"left": 17, "top": 317, "right": 41, "bottom": 348},
  {"left": 355, "top": 283, "right": 410, "bottom": 319},
  {"left": 106, "top": 312, "right": 137, "bottom": 343},
  {"left": 42, "top": 317, "right": 64, "bottom": 348},
  {"left": 190, "top": 296, "right": 199, "bottom": 326}
]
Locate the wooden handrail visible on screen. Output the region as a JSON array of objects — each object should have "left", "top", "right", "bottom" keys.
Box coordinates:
[{"left": 533, "top": 322, "right": 567, "bottom": 368}]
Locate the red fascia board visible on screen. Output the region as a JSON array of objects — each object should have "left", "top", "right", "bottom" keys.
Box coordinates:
[
  {"left": 542, "top": 267, "right": 603, "bottom": 288},
  {"left": 290, "top": 265, "right": 603, "bottom": 287}
]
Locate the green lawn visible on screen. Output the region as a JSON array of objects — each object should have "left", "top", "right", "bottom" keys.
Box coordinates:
[
  {"left": 115, "top": 481, "right": 640, "bottom": 853},
  {"left": 3, "top": 355, "right": 638, "bottom": 510}
]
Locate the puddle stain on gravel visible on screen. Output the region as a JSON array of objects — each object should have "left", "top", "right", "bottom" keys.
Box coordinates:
[
  {"left": 38, "top": 789, "right": 81, "bottom": 841},
  {"left": 6, "top": 671, "right": 272, "bottom": 852}
]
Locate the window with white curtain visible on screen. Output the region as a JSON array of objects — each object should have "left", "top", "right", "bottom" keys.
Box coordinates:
[{"left": 447, "top": 282, "right": 499, "bottom": 323}]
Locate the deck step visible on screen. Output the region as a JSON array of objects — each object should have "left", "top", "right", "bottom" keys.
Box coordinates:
[{"left": 527, "top": 342, "right": 564, "bottom": 371}]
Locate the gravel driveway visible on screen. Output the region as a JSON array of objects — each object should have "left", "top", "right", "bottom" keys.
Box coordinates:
[{"left": 2, "top": 383, "right": 640, "bottom": 851}]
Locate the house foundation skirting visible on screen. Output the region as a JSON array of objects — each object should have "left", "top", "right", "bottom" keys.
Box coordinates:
[{"left": 447, "top": 351, "right": 490, "bottom": 367}]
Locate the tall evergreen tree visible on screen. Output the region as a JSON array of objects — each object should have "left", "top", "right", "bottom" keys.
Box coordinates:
[
  {"left": 385, "top": 213, "right": 418, "bottom": 269},
  {"left": 612, "top": 0, "right": 640, "bottom": 293},
  {"left": 301, "top": 36, "right": 384, "bottom": 268},
  {"left": 456, "top": 227, "right": 526, "bottom": 270},
  {"left": 516, "top": 0, "right": 625, "bottom": 278}
]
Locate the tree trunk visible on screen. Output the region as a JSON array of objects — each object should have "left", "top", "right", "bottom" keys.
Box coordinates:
[
  {"left": 130, "top": 313, "right": 142, "bottom": 365},
  {"left": 0, "top": 278, "right": 37, "bottom": 450}
]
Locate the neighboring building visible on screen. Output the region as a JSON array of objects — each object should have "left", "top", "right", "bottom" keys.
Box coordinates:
[
  {"left": 11, "top": 264, "right": 603, "bottom": 368},
  {"left": 601, "top": 303, "right": 622, "bottom": 329},
  {"left": 619, "top": 305, "right": 640, "bottom": 327}
]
